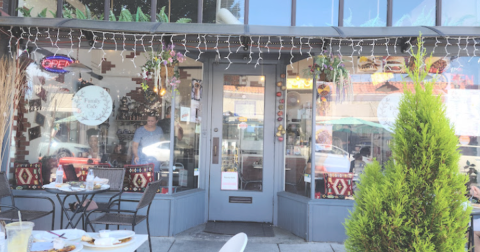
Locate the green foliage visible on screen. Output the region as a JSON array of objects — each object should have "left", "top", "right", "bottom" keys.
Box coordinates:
[
  {"left": 49, "top": 10, "right": 56, "bottom": 18},
  {"left": 16, "top": 7, "right": 33, "bottom": 17},
  {"left": 344, "top": 35, "right": 470, "bottom": 251},
  {"left": 118, "top": 8, "right": 133, "bottom": 22},
  {"left": 135, "top": 7, "right": 150, "bottom": 22},
  {"left": 63, "top": 6, "right": 73, "bottom": 19},
  {"left": 156, "top": 6, "right": 169, "bottom": 23},
  {"left": 37, "top": 8, "right": 48, "bottom": 18},
  {"left": 176, "top": 18, "right": 192, "bottom": 23},
  {"left": 109, "top": 10, "right": 116, "bottom": 21}
]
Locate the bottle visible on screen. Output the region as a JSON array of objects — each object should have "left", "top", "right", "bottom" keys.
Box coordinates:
[
  {"left": 86, "top": 169, "right": 94, "bottom": 191},
  {"left": 55, "top": 165, "right": 64, "bottom": 184}
]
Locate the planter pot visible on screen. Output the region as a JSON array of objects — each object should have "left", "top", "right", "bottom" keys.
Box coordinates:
[{"left": 160, "top": 65, "right": 175, "bottom": 79}]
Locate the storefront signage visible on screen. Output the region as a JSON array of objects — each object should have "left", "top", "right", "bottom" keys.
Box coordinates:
[
  {"left": 221, "top": 172, "right": 238, "bottom": 190},
  {"left": 72, "top": 86, "right": 113, "bottom": 126},
  {"left": 286, "top": 78, "right": 313, "bottom": 90},
  {"left": 41, "top": 55, "right": 74, "bottom": 73},
  {"left": 238, "top": 122, "right": 248, "bottom": 129}
]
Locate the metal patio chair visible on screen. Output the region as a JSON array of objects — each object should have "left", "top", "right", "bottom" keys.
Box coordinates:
[
  {"left": 86, "top": 180, "right": 161, "bottom": 252},
  {"left": 84, "top": 167, "right": 126, "bottom": 231},
  {"left": 0, "top": 172, "right": 55, "bottom": 229}
]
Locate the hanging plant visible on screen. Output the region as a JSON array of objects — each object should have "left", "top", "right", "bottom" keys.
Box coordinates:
[{"left": 304, "top": 51, "right": 353, "bottom": 102}]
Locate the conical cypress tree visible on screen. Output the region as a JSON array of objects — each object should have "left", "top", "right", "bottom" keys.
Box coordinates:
[{"left": 344, "top": 35, "right": 470, "bottom": 251}]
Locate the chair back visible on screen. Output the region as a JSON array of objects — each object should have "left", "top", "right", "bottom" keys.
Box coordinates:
[
  {"left": 136, "top": 180, "right": 162, "bottom": 210},
  {"left": 218, "top": 232, "right": 248, "bottom": 252},
  {"left": 0, "top": 172, "right": 14, "bottom": 204},
  {"left": 90, "top": 168, "right": 126, "bottom": 192}
]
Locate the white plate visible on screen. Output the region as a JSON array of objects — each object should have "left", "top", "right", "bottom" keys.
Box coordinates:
[
  {"left": 100, "top": 184, "right": 110, "bottom": 190},
  {"left": 33, "top": 229, "right": 86, "bottom": 242},
  {"left": 92, "top": 230, "right": 135, "bottom": 240},
  {"left": 30, "top": 241, "right": 83, "bottom": 252},
  {"left": 82, "top": 237, "right": 135, "bottom": 248}
]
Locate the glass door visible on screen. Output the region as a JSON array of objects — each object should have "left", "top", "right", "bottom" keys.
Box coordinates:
[{"left": 208, "top": 64, "right": 275, "bottom": 222}]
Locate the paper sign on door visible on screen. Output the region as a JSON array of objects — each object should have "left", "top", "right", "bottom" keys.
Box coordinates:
[{"left": 221, "top": 172, "right": 238, "bottom": 190}]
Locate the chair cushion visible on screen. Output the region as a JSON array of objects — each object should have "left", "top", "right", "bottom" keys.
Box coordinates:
[
  {"left": 322, "top": 173, "right": 354, "bottom": 199},
  {"left": 14, "top": 163, "right": 43, "bottom": 190},
  {"left": 123, "top": 164, "right": 154, "bottom": 192}
]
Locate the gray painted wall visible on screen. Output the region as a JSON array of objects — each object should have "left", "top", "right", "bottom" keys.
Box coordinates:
[
  {"left": 277, "top": 192, "right": 308, "bottom": 240},
  {"left": 7, "top": 189, "right": 205, "bottom": 236}
]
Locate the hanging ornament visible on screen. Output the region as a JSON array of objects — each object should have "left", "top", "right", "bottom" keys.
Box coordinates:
[
  {"left": 277, "top": 117, "right": 283, "bottom": 121},
  {"left": 278, "top": 104, "right": 284, "bottom": 110},
  {"left": 277, "top": 111, "right": 283, "bottom": 116},
  {"left": 281, "top": 86, "right": 286, "bottom": 91},
  {"left": 278, "top": 137, "right": 284, "bottom": 141},
  {"left": 317, "top": 83, "right": 331, "bottom": 97},
  {"left": 276, "top": 81, "right": 283, "bottom": 87},
  {"left": 276, "top": 92, "right": 282, "bottom": 97},
  {"left": 280, "top": 99, "right": 285, "bottom": 104}
]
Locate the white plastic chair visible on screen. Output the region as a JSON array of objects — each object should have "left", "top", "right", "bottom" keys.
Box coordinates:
[{"left": 218, "top": 232, "right": 248, "bottom": 252}]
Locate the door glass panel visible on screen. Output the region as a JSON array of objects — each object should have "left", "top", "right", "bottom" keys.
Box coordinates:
[{"left": 222, "top": 75, "right": 265, "bottom": 191}]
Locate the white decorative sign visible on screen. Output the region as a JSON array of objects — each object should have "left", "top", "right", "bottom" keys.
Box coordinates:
[
  {"left": 221, "top": 172, "right": 238, "bottom": 190},
  {"left": 179, "top": 169, "right": 188, "bottom": 187},
  {"left": 377, "top": 93, "right": 402, "bottom": 132},
  {"left": 72, "top": 86, "right": 112, "bottom": 126}
]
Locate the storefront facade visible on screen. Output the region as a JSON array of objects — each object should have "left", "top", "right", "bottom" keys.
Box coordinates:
[{"left": 1, "top": 0, "right": 480, "bottom": 242}]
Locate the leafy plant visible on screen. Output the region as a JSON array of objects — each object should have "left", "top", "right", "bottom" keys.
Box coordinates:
[
  {"left": 63, "top": 6, "right": 74, "bottom": 19},
  {"left": 75, "top": 6, "right": 92, "bottom": 20},
  {"left": 344, "top": 35, "right": 470, "bottom": 251},
  {"left": 16, "top": 7, "right": 33, "bottom": 17},
  {"left": 109, "top": 10, "right": 116, "bottom": 21},
  {"left": 135, "top": 7, "right": 150, "bottom": 22},
  {"left": 118, "top": 8, "right": 133, "bottom": 22},
  {"left": 37, "top": 8, "right": 48, "bottom": 18}
]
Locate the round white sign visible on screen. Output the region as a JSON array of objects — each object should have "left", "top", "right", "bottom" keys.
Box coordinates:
[
  {"left": 377, "top": 93, "right": 402, "bottom": 132},
  {"left": 72, "top": 86, "right": 112, "bottom": 126}
]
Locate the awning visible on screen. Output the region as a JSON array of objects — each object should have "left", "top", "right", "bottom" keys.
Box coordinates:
[{"left": 1, "top": 17, "right": 480, "bottom": 38}]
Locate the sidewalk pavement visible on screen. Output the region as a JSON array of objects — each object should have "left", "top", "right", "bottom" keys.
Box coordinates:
[{"left": 136, "top": 224, "right": 346, "bottom": 252}]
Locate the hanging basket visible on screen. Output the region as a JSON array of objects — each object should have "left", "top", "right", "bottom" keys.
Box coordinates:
[{"left": 160, "top": 65, "right": 175, "bottom": 79}]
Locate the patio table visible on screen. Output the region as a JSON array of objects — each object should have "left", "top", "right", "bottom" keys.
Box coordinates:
[
  {"left": 44, "top": 186, "right": 109, "bottom": 230},
  {"left": 29, "top": 231, "right": 148, "bottom": 252}
]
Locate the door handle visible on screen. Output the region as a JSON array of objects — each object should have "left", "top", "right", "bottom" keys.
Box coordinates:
[{"left": 212, "top": 137, "right": 219, "bottom": 164}]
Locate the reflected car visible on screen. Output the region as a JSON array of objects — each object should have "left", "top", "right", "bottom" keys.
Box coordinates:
[
  {"left": 38, "top": 137, "right": 90, "bottom": 159},
  {"left": 315, "top": 144, "right": 350, "bottom": 173},
  {"left": 141, "top": 141, "right": 171, "bottom": 162}
]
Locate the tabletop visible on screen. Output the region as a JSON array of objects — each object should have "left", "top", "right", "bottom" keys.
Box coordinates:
[{"left": 30, "top": 231, "right": 148, "bottom": 252}]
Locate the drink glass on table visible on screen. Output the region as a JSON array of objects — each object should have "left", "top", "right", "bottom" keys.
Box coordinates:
[
  {"left": 55, "top": 165, "right": 64, "bottom": 184},
  {"left": 5, "top": 221, "right": 34, "bottom": 252},
  {"left": 86, "top": 169, "right": 95, "bottom": 191}
]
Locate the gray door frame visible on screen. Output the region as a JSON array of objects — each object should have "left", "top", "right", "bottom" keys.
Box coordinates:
[{"left": 207, "top": 63, "right": 276, "bottom": 222}]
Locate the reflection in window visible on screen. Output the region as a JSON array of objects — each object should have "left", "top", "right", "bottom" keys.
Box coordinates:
[
  {"left": 344, "top": 0, "right": 387, "bottom": 27},
  {"left": 392, "top": 0, "right": 435, "bottom": 26},
  {"left": 215, "top": 0, "right": 244, "bottom": 24},
  {"left": 296, "top": 0, "right": 339, "bottom": 26},
  {"left": 13, "top": 46, "right": 201, "bottom": 193},
  {"left": 17, "top": 0, "right": 58, "bottom": 18},
  {"left": 157, "top": 0, "right": 197, "bottom": 23},
  {"left": 442, "top": 0, "right": 480, "bottom": 26},
  {"left": 249, "top": 0, "right": 291, "bottom": 26}
]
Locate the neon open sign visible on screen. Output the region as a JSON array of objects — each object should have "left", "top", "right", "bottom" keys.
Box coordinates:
[{"left": 41, "top": 55, "right": 74, "bottom": 73}]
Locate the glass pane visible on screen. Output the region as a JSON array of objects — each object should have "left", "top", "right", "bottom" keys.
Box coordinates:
[
  {"left": 297, "top": 0, "right": 339, "bottom": 26},
  {"left": 17, "top": 0, "right": 58, "bottom": 18},
  {"left": 222, "top": 75, "right": 265, "bottom": 191},
  {"left": 344, "top": 0, "right": 387, "bottom": 27},
  {"left": 112, "top": 0, "right": 151, "bottom": 21},
  {"left": 249, "top": 0, "right": 291, "bottom": 26},
  {"left": 203, "top": 0, "right": 218, "bottom": 23},
  {"left": 216, "top": 0, "right": 245, "bottom": 24},
  {"left": 284, "top": 59, "right": 313, "bottom": 197},
  {"left": 392, "top": 0, "right": 435, "bottom": 26},
  {"left": 442, "top": 0, "right": 480, "bottom": 26},
  {"left": 158, "top": 0, "right": 197, "bottom": 23}
]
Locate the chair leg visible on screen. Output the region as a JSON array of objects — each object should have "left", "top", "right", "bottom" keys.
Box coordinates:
[{"left": 147, "top": 215, "right": 152, "bottom": 252}]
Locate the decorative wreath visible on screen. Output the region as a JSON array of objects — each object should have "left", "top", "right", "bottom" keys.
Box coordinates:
[{"left": 317, "top": 83, "right": 331, "bottom": 97}]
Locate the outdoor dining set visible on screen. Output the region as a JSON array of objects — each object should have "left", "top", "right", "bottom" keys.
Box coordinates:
[{"left": 0, "top": 168, "right": 161, "bottom": 252}]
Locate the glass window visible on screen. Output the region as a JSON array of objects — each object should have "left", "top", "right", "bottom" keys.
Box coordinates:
[
  {"left": 392, "top": 0, "right": 435, "bottom": 26},
  {"left": 17, "top": 0, "right": 58, "bottom": 18},
  {"left": 157, "top": 0, "right": 197, "bottom": 23},
  {"left": 442, "top": 0, "right": 480, "bottom": 26},
  {"left": 221, "top": 75, "right": 265, "bottom": 191},
  {"left": 112, "top": 0, "right": 151, "bottom": 22},
  {"left": 10, "top": 40, "right": 201, "bottom": 193},
  {"left": 216, "top": 0, "right": 245, "bottom": 24},
  {"left": 249, "top": 0, "right": 291, "bottom": 26},
  {"left": 203, "top": 0, "right": 218, "bottom": 23},
  {"left": 344, "top": 0, "right": 387, "bottom": 27},
  {"left": 296, "top": 0, "right": 339, "bottom": 26}
]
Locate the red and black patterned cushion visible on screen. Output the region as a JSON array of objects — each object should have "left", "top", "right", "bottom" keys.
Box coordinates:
[
  {"left": 123, "top": 164, "right": 154, "bottom": 192},
  {"left": 322, "top": 173, "right": 354, "bottom": 199},
  {"left": 14, "top": 163, "right": 43, "bottom": 190}
]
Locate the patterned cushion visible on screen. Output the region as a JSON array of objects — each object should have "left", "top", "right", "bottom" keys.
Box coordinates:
[
  {"left": 322, "top": 173, "right": 354, "bottom": 199},
  {"left": 123, "top": 164, "right": 154, "bottom": 192},
  {"left": 14, "top": 163, "right": 43, "bottom": 190}
]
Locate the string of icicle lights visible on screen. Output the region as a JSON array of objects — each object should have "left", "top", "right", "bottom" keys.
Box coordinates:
[{"left": 6, "top": 27, "right": 480, "bottom": 71}]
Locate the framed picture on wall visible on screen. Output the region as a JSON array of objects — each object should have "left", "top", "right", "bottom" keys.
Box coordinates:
[
  {"left": 29, "top": 99, "right": 42, "bottom": 112},
  {"left": 28, "top": 126, "right": 41, "bottom": 141},
  {"left": 35, "top": 112, "right": 45, "bottom": 127}
]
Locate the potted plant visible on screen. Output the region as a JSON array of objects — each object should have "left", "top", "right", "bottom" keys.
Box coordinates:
[{"left": 465, "top": 160, "right": 477, "bottom": 184}]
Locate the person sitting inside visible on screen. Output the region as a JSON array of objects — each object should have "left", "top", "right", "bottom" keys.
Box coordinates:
[
  {"left": 350, "top": 153, "right": 366, "bottom": 175},
  {"left": 41, "top": 155, "right": 77, "bottom": 184},
  {"left": 86, "top": 128, "right": 100, "bottom": 159}
]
